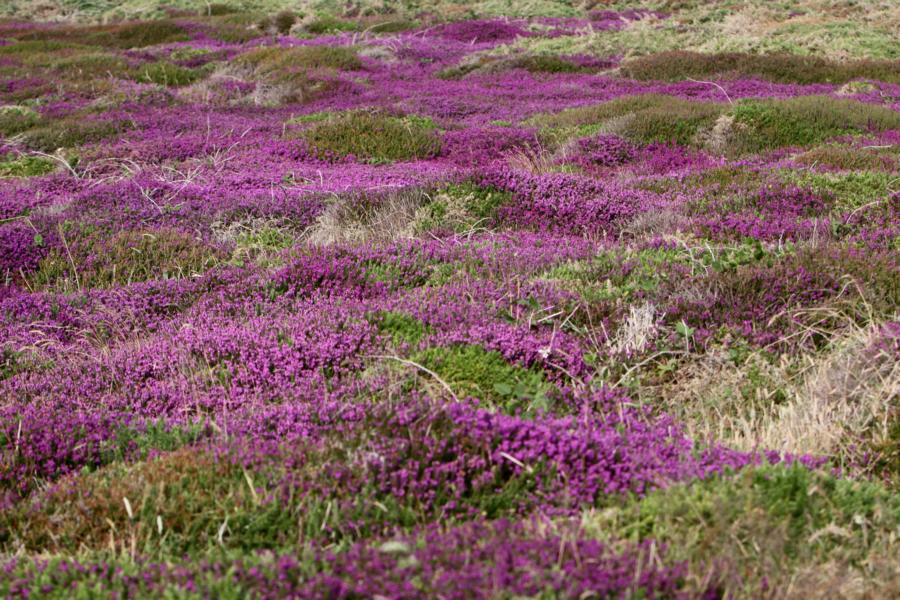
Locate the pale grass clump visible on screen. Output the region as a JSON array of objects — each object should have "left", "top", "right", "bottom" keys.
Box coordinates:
[
  {"left": 735, "top": 320, "right": 898, "bottom": 458},
  {"left": 307, "top": 188, "right": 429, "bottom": 246},
  {"left": 504, "top": 144, "right": 560, "bottom": 175},
  {"left": 786, "top": 555, "right": 900, "bottom": 600},
  {"left": 665, "top": 318, "right": 897, "bottom": 463},
  {"left": 608, "top": 302, "right": 660, "bottom": 356}
]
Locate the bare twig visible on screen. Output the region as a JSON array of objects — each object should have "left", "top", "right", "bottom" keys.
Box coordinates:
[
  {"left": 57, "top": 222, "right": 81, "bottom": 292},
  {"left": 686, "top": 77, "right": 733, "bottom": 105}
]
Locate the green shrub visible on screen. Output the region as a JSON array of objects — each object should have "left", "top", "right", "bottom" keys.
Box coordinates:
[
  {"left": 273, "top": 11, "right": 297, "bottom": 35},
  {"left": 234, "top": 45, "right": 362, "bottom": 73},
  {"left": 0, "top": 105, "right": 42, "bottom": 136},
  {"left": 782, "top": 170, "right": 896, "bottom": 211},
  {"left": 622, "top": 101, "right": 722, "bottom": 145},
  {"left": 228, "top": 224, "right": 295, "bottom": 267},
  {"left": 871, "top": 416, "right": 900, "bottom": 486},
  {"left": 530, "top": 94, "right": 725, "bottom": 146},
  {"left": 585, "top": 464, "right": 900, "bottom": 595},
  {"left": 29, "top": 228, "right": 224, "bottom": 292},
  {"left": 91, "top": 20, "right": 190, "bottom": 48},
  {"left": 413, "top": 344, "right": 552, "bottom": 412},
  {"left": 232, "top": 46, "right": 360, "bottom": 104},
  {"left": 366, "top": 19, "right": 418, "bottom": 34},
  {"left": 47, "top": 51, "right": 132, "bottom": 78},
  {"left": 17, "top": 20, "right": 188, "bottom": 49},
  {"left": 134, "top": 61, "right": 206, "bottom": 86},
  {"left": 0, "top": 40, "right": 83, "bottom": 55},
  {"left": 728, "top": 96, "right": 900, "bottom": 154},
  {"left": 794, "top": 143, "right": 898, "bottom": 171},
  {"left": 531, "top": 94, "right": 678, "bottom": 130},
  {"left": 299, "top": 110, "right": 442, "bottom": 163},
  {"left": 414, "top": 183, "right": 512, "bottom": 233},
  {"left": 21, "top": 118, "right": 134, "bottom": 151},
  {"left": 202, "top": 16, "right": 264, "bottom": 43},
  {"left": 204, "top": 3, "right": 238, "bottom": 16},
  {"left": 515, "top": 55, "right": 579, "bottom": 73},
  {"left": 439, "top": 55, "right": 601, "bottom": 79},
  {"left": 304, "top": 16, "right": 361, "bottom": 35},
  {"left": 621, "top": 51, "right": 900, "bottom": 84},
  {"left": 0, "top": 153, "right": 55, "bottom": 177}
]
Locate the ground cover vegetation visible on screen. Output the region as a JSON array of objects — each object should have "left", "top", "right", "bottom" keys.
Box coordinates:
[{"left": 0, "top": 0, "right": 898, "bottom": 597}]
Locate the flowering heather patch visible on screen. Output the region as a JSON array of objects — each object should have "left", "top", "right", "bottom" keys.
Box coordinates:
[{"left": 1, "top": 2, "right": 899, "bottom": 597}]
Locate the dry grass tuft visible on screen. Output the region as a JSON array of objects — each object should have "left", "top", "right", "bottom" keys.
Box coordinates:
[
  {"left": 306, "top": 188, "right": 430, "bottom": 246},
  {"left": 666, "top": 318, "right": 898, "bottom": 463},
  {"left": 609, "top": 302, "right": 660, "bottom": 356}
]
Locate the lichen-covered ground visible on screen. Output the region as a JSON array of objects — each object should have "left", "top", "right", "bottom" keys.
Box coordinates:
[{"left": 0, "top": 1, "right": 898, "bottom": 598}]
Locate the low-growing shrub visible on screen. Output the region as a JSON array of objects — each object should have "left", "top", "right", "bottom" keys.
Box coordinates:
[
  {"left": 621, "top": 51, "right": 900, "bottom": 84},
  {"left": 782, "top": 170, "right": 897, "bottom": 211},
  {"left": 0, "top": 153, "right": 55, "bottom": 177},
  {"left": 794, "top": 143, "right": 898, "bottom": 171},
  {"left": 234, "top": 45, "right": 362, "bottom": 73},
  {"left": 90, "top": 20, "right": 191, "bottom": 48},
  {"left": 586, "top": 464, "right": 900, "bottom": 595},
  {"left": 372, "top": 311, "right": 431, "bottom": 346},
  {"left": 231, "top": 45, "right": 362, "bottom": 104},
  {"left": 728, "top": 96, "right": 900, "bottom": 154},
  {"left": 0, "top": 105, "right": 42, "bottom": 136},
  {"left": 531, "top": 94, "right": 725, "bottom": 146},
  {"left": 441, "top": 54, "right": 609, "bottom": 79},
  {"left": 414, "top": 182, "right": 512, "bottom": 233},
  {"left": 365, "top": 19, "right": 418, "bottom": 34},
  {"left": 299, "top": 110, "right": 442, "bottom": 162},
  {"left": 273, "top": 11, "right": 298, "bottom": 35},
  {"left": 134, "top": 61, "right": 206, "bottom": 86},
  {"left": 45, "top": 51, "right": 132, "bottom": 78},
  {"left": 21, "top": 118, "right": 134, "bottom": 151},
  {"left": 29, "top": 227, "right": 224, "bottom": 291},
  {"left": 18, "top": 20, "right": 189, "bottom": 49},
  {"left": 304, "top": 16, "right": 361, "bottom": 35}
]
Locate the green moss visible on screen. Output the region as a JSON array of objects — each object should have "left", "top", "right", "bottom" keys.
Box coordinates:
[
  {"left": 299, "top": 110, "right": 441, "bottom": 163},
  {"left": 413, "top": 344, "right": 552, "bottom": 412},
  {"left": 0, "top": 153, "right": 55, "bottom": 177},
  {"left": 728, "top": 96, "right": 900, "bottom": 154}
]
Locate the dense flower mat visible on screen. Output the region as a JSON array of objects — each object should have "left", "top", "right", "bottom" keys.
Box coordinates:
[{"left": 0, "top": 2, "right": 898, "bottom": 597}]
